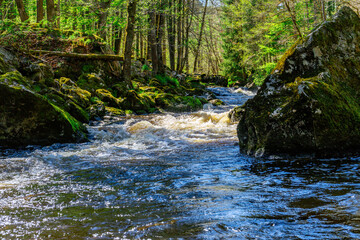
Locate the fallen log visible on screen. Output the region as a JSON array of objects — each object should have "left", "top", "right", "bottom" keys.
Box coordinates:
[{"left": 29, "top": 50, "right": 124, "bottom": 61}]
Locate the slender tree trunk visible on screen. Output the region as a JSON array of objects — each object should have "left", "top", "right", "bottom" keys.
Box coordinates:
[
  {"left": 56, "top": 0, "right": 60, "bottom": 27},
  {"left": 37, "top": 0, "right": 46, "bottom": 23},
  {"left": 149, "top": 10, "right": 159, "bottom": 73},
  {"left": 114, "top": 11, "right": 123, "bottom": 55},
  {"left": 193, "top": 0, "right": 208, "bottom": 73},
  {"left": 140, "top": 32, "right": 144, "bottom": 59},
  {"left": 283, "top": 0, "right": 302, "bottom": 38},
  {"left": 46, "top": 0, "right": 56, "bottom": 25},
  {"left": 176, "top": 0, "right": 183, "bottom": 71},
  {"left": 123, "top": 0, "right": 138, "bottom": 83},
  {"left": 15, "top": 0, "right": 29, "bottom": 22},
  {"left": 167, "top": 0, "right": 175, "bottom": 71},
  {"left": 137, "top": 31, "right": 141, "bottom": 59},
  {"left": 98, "top": 0, "right": 111, "bottom": 40},
  {"left": 321, "top": 0, "right": 326, "bottom": 21},
  {"left": 179, "top": 0, "right": 194, "bottom": 73},
  {"left": 156, "top": 12, "right": 165, "bottom": 73},
  {"left": 162, "top": 36, "right": 167, "bottom": 65}
]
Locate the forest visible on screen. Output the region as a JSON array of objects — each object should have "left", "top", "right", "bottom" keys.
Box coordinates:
[{"left": 0, "top": 0, "right": 358, "bottom": 85}]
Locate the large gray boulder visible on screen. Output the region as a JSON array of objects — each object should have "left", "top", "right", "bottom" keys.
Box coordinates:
[
  {"left": 236, "top": 7, "right": 360, "bottom": 157},
  {"left": 0, "top": 70, "right": 87, "bottom": 148}
]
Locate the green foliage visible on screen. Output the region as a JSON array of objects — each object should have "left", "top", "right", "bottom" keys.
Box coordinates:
[
  {"left": 221, "top": 0, "right": 343, "bottom": 85},
  {"left": 155, "top": 75, "right": 180, "bottom": 87},
  {"left": 141, "top": 64, "right": 150, "bottom": 72}
]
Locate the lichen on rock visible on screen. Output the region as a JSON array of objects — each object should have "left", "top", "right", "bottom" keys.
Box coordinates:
[{"left": 236, "top": 6, "right": 360, "bottom": 158}]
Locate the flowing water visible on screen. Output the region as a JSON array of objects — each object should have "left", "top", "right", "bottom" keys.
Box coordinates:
[{"left": 1, "top": 87, "right": 360, "bottom": 239}]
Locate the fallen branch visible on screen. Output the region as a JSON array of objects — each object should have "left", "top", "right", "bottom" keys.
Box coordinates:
[{"left": 29, "top": 50, "right": 124, "bottom": 61}]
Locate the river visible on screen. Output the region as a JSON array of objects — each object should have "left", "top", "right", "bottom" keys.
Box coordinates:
[{"left": 1, "top": 87, "right": 360, "bottom": 239}]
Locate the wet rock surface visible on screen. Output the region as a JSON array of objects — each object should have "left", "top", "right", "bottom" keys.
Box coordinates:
[
  {"left": 237, "top": 7, "right": 360, "bottom": 157},
  {"left": 0, "top": 82, "right": 87, "bottom": 147}
]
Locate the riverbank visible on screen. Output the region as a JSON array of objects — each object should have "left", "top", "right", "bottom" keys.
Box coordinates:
[{"left": 0, "top": 27, "right": 226, "bottom": 148}]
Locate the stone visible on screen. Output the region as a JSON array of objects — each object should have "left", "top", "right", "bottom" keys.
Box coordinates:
[
  {"left": 0, "top": 80, "right": 87, "bottom": 147},
  {"left": 236, "top": 7, "right": 360, "bottom": 157}
]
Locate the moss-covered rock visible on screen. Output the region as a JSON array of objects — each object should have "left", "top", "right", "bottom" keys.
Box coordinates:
[
  {"left": 0, "top": 70, "right": 30, "bottom": 87},
  {"left": 88, "top": 103, "right": 106, "bottom": 120},
  {"left": 95, "top": 88, "right": 122, "bottom": 108},
  {"left": 121, "top": 90, "right": 152, "bottom": 113},
  {"left": 111, "top": 82, "right": 129, "bottom": 97},
  {"left": 45, "top": 89, "right": 90, "bottom": 123},
  {"left": 77, "top": 73, "right": 106, "bottom": 93},
  {"left": 237, "top": 6, "right": 360, "bottom": 158},
  {"left": 104, "top": 106, "right": 125, "bottom": 117},
  {"left": 56, "top": 77, "right": 92, "bottom": 108},
  {"left": 21, "top": 62, "right": 55, "bottom": 87},
  {"left": 0, "top": 81, "right": 87, "bottom": 147},
  {"left": 209, "top": 99, "right": 225, "bottom": 106}
]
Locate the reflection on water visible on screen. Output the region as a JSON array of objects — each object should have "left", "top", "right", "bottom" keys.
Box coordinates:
[{"left": 1, "top": 87, "right": 360, "bottom": 239}]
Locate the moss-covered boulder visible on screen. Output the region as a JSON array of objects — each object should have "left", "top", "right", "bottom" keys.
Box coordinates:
[
  {"left": 237, "top": 7, "right": 360, "bottom": 157},
  {"left": 45, "top": 89, "right": 90, "bottom": 123},
  {"left": 77, "top": 73, "right": 106, "bottom": 93},
  {"left": 55, "top": 77, "right": 92, "bottom": 108},
  {"left": 95, "top": 88, "right": 122, "bottom": 108},
  {"left": 0, "top": 80, "right": 87, "bottom": 147}
]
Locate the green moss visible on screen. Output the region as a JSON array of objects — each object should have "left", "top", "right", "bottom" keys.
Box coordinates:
[
  {"left": 49, "top": 102, "right": 87, "bottom": 139},
  {"left": 95, "top": 89, "right": 121, "bottom": 108},
  {"left": 125, "top": 110, "right": 134, "bottom": 115},
  {"left": 273, "top": 38, "right": 304, "bottom": 74},
  {"left": 77, "top": 73, "right": 106, "bottom": 93},
  {"left": 155, "top": 74, "right": 180, "bottom": 87},
  {"left": 0, "top": 71, "right": 29, "bottom": 87},
  {"left": 90, "top": 96, "right": 102, "bottom": 104},
  {"left": 104, "top": 106, "right": 125, "bottom": 116}
]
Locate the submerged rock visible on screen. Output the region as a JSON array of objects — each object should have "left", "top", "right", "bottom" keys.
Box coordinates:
[
  {"left": 0, "top": 73, "right": 87, "bottom": 147},
  {"left": 237, "top": 7, "right": 360, "bottom": 157}
]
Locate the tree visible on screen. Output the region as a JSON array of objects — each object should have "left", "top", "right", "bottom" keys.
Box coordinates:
[
  {"left": 46, "top": 0, "right": 56, "bottom": 25},
  {"left": 15, "top": 0, "right": 29, "bottom": 22},
  {"left": 123, "top": 0, "right": 138, "bottom": 83},
  {"left": 37, "top": 0, "right": 44, "bottom": 22},
  {"left": 193, "top": 0, "right": 208, "bottom": 73}
]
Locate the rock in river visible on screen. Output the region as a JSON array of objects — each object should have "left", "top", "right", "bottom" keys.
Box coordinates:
[
  {"left": 0, "top": 72, "right": 87, "bottom": 147},
  {"left": 236, "top": 7, "right": 360, "bottom": 157}
]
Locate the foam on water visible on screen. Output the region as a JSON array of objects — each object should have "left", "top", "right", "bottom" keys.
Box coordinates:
[{"left": 2, "top": 87, "right": 360, "bottom": 239}]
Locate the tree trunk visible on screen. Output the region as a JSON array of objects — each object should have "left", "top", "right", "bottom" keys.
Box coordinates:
[
  {"left": 156, "top": 11, "right": 165, "bottom": 73},
  {"left": 46, "top": 0, "right": 56, "bottom": 25},
  {"left": 162, "top": 34, "right": 167, "bottom": 65},
  {"left": 321, "top": 0, "right": 327, "bottom": 21},
  {"left": 167, "top": 0, "right": 175, "bottom": 71},
  {"left": 193, "top": 0, "right": 208, "bottom": 73},
  {"left": 283, "top": 0, "right": 302, "bottom": 38},
  {"left": 15, "top": 0, "right": 29, "bottom": 22},
  {"left": 98, "top": 0, "right": 111, "bottom": 40},
  {"left": 123, "top": 0, "right": 138, "bottom": 83},
  {"left": 56, "top": 0, "right": 60, "bottom": 27},
  {"left": 176, "top": 0, "right": 182, "bottom": 71},
  {"left": 149, "top": 10, "right": 159, "bottom": 73},
  {"left": 136, "top": 31, "right": 140, "bottom": 59},
  {"left": 179, "top": 0, "right": 194, "bottom": 73},
  {"left": 114, "top": 11, "right": 123, "bottom": 55},
  {"left": 30, "top": 50, "right": 125, "bottom": 60},
  {"left": 140, "top": 32, "right": 144, "bottom": 59}
]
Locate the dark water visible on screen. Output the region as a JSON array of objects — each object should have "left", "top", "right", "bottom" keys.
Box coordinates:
[{"left": 1, "top": 88, "right": 360, "bottom": 239}]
